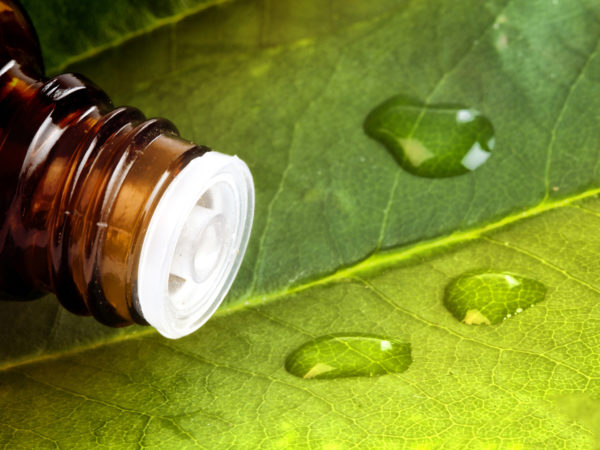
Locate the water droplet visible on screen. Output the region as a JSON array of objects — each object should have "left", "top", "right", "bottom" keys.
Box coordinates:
[
  {"left": 364, "top": 95, "right": 495, "bottom": 178},
  {"left": 444, "top": 271, "right": 546, "bottom": 325},
  {"left": 285, "top": 334, "right": 412, "bottom": 379}
]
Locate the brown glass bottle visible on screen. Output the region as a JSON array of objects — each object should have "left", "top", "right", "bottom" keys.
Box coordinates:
[{"left": 0, "top": 1, "right": 254, "bottom": 338}]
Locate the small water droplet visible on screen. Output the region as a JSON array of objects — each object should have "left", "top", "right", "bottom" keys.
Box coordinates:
[
  {"left": 444, "top": 271, "right": 546, "bottom": 325},
  {"left": 285, "top": 334, "right": 412, "bottom": 379},
  {"left": 364, "top": 95, "right": 495, "bottom": 178}
]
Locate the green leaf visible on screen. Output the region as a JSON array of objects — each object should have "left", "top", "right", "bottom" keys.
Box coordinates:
[
  {"left": 3, "top": 0, "right": 600, "bottom": 446},
  {"left": 21, "top": 0, "right": 228, "bottom": 73}
]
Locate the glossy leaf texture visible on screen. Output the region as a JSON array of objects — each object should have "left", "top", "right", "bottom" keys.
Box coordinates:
[
  {"left": 3, "top": 0, "right": 600, "bottom": 446},
  {"left": 21, "top": 0, "right": 226, "bottom": 73}
]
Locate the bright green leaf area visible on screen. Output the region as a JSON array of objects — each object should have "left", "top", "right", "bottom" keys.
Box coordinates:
[{"left": 3, "top": 0, "right": 600, "bottom": 447}]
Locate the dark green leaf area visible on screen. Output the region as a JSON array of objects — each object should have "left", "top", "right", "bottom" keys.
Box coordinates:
[
  {"left": 444, "top": 271, "right": 547, "bottom": 325},
  {"left": 285, "top": 333, "right": 412, "bottom": 379},
  {"left": 22, "top": 0, "right": 224, "bottom": 72},
  {"left": 364, "top": 95, "right": 495, "bottom": 178}
]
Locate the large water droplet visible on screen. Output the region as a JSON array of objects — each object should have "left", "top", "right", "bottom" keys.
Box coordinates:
[
  {"left": 285, "top": 334, "right": 412, "bottom": 379},
  {"left": 444, "top": 271, "right": 546, "bottom": 325},
  {"left": 364, "top": 95, "right": 495, "bottom": 178}
]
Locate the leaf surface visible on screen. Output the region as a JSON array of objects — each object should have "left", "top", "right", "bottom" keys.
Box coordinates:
[
  {"left": 2, "top": 0, "right": 600, "bottom": 446},
  {"left": 21, "top": 0, "right": 228, "bottom": 73}
]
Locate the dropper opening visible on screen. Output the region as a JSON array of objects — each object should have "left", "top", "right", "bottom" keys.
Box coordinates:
[
  {"left": 136, "top": 151, "right": 254, "bottom": 339},
  {"left": 170, "top": 205, "right": 229, "bottom": 284}
]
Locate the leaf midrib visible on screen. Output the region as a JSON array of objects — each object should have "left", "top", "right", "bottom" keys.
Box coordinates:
[{"left": 3, "top": 186, "right": 600, "bottom": 374}]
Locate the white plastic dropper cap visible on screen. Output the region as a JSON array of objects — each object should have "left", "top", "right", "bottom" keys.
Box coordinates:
[{"left": 137, "top": 151, "right": 254, "bottom": 339}]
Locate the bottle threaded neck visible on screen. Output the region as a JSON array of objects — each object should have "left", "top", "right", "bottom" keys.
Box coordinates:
[{"left": 0, "top": 59, "right": 255, "bottom": 336}]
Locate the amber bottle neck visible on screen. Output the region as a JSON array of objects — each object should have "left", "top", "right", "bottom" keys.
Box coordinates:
[
  {"left": 0, "top": 0, "right": 256, "bottom": 338},
  {"left": 0, "top": 58, "right": 208, "bottom": 326}
]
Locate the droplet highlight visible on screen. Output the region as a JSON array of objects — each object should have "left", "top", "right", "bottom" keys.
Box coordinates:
[
  {"left": 364, "top": 95, "right": 495, "bottom": 178},
  {"left": 285, "top": 334, "right": 412, "bottom": 379},
  {"left": 444, "top": 271, "right": 547, "bottom": 325}
]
